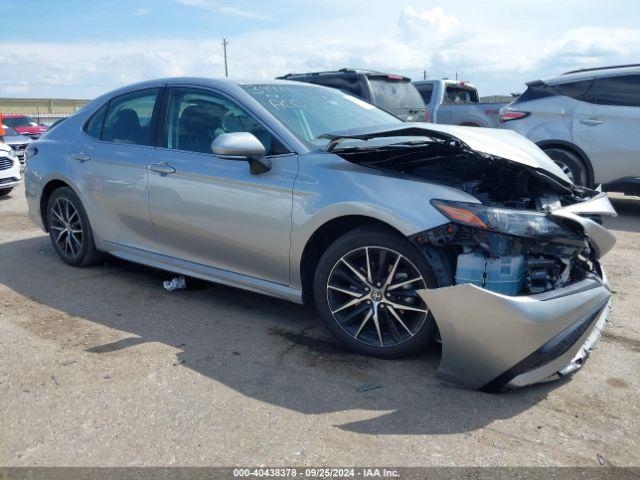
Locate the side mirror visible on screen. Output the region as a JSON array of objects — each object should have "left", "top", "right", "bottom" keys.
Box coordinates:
[{"left": 211, "top": 132, "right": 270, "bottom": 174}]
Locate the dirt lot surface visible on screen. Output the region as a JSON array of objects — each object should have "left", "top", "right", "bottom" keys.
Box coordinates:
[{"left": 1, "top": 183, "right": 639, "bottom": 466}]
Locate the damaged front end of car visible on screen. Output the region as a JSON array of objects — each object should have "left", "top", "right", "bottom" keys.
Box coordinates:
[{"left": 323, "top": 123, "right": 617, "bottom": 390}]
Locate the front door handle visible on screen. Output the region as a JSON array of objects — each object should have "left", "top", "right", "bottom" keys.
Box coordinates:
[
  {"left": 149, "top": 162, "right": 176, "bottom": 175},
  {"left": 580, "top": 118, "right": 603, "bottom": 126},
  {"left": 71, "top": 152, "right": 91, "bottom": 162}
]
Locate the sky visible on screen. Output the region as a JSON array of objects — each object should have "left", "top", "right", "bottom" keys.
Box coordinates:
[{"left": 1, "top": 0, "right": 639, "bottom": 99}]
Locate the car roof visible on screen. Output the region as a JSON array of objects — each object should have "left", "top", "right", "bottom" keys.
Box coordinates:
[
  {"left": 279, "top": 68, "right": 411, "bottom": 80},
  {"left": 97, "top": 77, "right": 319, "bottom": 95},
  {"left": 81, "top": 77, "right": 323, "bottom": 110},
  {"left": 413, "top": 79, "right": 477, "bottom": 89},
  {"left": 538, "top": 64, "right": 640, "bottom": 86}
]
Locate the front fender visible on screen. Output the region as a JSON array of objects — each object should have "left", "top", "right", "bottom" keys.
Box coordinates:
[{"left": 288, "top": 153, "right": 478, "bottom": 290}]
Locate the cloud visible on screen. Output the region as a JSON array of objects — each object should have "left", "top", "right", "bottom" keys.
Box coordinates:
[
  {"left": 132, "top": 8, "right": 151, "bottom": 16},
  {"left": 176, "top": 0, "right": 269, "bottom": 20},
  {"left": 399, "top": 6, "right": 459, "bottom": 34},
  {"left": 2, "top": 4, "right": 639, "bottom": 98}
]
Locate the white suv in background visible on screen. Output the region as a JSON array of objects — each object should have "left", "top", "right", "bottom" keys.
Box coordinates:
[
  {"left": 0, "top": 142, "right": 23, "bottom": 197},
  {"left": 499, "top": 64, "right": 640, "bottom": 194}
]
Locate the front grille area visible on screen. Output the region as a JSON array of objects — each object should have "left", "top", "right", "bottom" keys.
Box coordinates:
[
  {"left": 0, "top": 177, "right": 18, "bottom": 185},
  {"left": 0, "top": 157, "right": 14, "bottom": 170},
  {"left": 12, "top": 143, "right": 28, "bottom": 152}
]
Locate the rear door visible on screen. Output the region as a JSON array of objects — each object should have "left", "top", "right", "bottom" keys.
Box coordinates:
[
  {"left": 69, "top": 88, "right": 161, "bottom": 251},
  {"left": 573, "top": 74, "right": 640, "bottom": 185}
]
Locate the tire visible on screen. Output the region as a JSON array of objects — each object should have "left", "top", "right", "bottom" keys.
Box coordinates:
[
  {"left": 544, "top": 148, "right": 589, "bottom": 186},
  {"left": 0, "top": 187, "right": 13, "bottom": 197},
  {"left": 46, "top": 187, "right": 104, "bottom": 267},
  {"left": 312, "top": 225, "right": 453, "bottom": 358}
]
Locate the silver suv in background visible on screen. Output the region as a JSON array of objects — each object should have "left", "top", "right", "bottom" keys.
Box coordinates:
[
  {"left": 499, "top": 64, "right": 640, "bottom": 193},
  {"left": 279, "top": 69, "right": 428, "bottom": 122},
  {"left": 413, "top": 79, "right": 507, "bottom": 128}
]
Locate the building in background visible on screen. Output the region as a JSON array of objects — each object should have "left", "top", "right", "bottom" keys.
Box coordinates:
[{"left": 0, "top": 98, "right": 89, "bottom": 126}]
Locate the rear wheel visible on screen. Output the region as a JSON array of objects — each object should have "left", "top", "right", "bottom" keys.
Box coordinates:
[
  {"left": 0, "top": 188, "right": 13, "bottom": 197},
  {"left": 47, "top": 187, "right": 104, "bottom": 267},
  {"left": 544, "top": 148, "right": 589, "bottom": 186},
  {"left": 313, "top": 226, "right": 452, "bottom": 358}
]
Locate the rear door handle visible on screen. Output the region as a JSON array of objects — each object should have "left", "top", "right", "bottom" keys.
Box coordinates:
[
  {"left": 71, "top": 152, "right": 91, "bottom": 162},
  {"left": 149, "top": 163, "right": 176, "bottom": 175},
  {"left": 580, "top": 118, "right": 603, "bottom": 126}
]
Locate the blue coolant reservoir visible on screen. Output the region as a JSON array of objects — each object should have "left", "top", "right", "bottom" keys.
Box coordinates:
[{"left": 455, "top": 252, "right": 525, "bottom": 296}]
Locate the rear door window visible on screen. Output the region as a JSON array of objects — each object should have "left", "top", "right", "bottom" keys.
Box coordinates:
[
  {"left": 553, "top": 80, "right": 592, "bottom": 101},
  {"left": 102, "top": 88, "right": 160, "bottom": 146},
  {"left": 513, "top": 79, "right": 592, "bottom": 104},
  {"left": 585, "top": 75, "right": 640, "bottom": 107}
]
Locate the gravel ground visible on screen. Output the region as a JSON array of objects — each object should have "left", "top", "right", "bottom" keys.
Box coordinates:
[{"left": 0, "top": 183, "right": 638, "bottom": 466}]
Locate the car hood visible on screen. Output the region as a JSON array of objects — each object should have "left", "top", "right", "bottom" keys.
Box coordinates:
[
  {"left": 16, "top": 125, "right": 47, "bottom": 134},
  {"left": 0, "top": 143, "right": 12, "bottom": 154},
  {"left": 320, "top": 122, "right": 570, "bottom": 182},
  {"left": 3, "top": 134, "right": 32, "bottom": 144}
]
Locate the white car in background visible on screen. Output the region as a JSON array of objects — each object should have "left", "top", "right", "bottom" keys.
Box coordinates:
[
  {"left": 499, "top": 64, "right": 640, "bottom": 193},
  {"left": 0, "top": 142, "right": 23, "bottom": 197},
  {"left": 2, "top": 126, "right": 33, "bottom": 167}
]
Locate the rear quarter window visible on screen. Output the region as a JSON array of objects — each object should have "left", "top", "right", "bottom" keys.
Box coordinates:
[{"left": 83, "top": 104, "right": 108, "bottom": 140}]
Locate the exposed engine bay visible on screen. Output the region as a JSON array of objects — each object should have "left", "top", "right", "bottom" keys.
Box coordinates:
[{"left": 334, "top": 136, "right": 604, "bottom": 296}]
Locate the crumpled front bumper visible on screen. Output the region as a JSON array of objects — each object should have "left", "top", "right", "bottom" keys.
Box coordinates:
[{"left": 417, "top": 273, "right": 611, "bottom": 391}]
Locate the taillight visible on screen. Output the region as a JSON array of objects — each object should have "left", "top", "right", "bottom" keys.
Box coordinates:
[
  {"left": 425, "top": 110, "right": 431, "bottom": 123},
  {"left": 499, "top": 110, "right": 529, "bottom": 122}
]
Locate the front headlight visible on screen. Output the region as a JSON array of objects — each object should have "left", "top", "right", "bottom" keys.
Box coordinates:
[
  {"left": 8, "top": 149, "right": 17, "bottom": 159},
  {"left": 431, "top": 199, "right": 580, "bottom": 241}
]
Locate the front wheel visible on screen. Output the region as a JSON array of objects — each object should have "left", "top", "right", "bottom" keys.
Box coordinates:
[
  {"left": 313, "top": 226, "right": 452, "bottom": 358},
  {"left": 0, "top": 187, "right": 14, "bottom": 198}
]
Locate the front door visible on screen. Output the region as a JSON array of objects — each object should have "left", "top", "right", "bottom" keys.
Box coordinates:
[{"left": 147, "top": 86, "right": 298, "bottom": 285}]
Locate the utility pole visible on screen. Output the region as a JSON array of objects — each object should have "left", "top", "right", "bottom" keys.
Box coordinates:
[
  {"left": 423, "top": 70, "right": 427, "bottom": 80},
  {"left": 222, "top": 38, "right": 229, "bottom": 77}
]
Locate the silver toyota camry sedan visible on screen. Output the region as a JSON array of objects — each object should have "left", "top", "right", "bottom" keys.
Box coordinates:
[{"left": 24, "top": 78, "right": 617, "bottom": 390}]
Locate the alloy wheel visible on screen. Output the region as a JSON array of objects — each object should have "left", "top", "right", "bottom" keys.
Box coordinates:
[
  {"left": 49, "top": 197, "right": 83, "bottom": 259},
  {"left": 555, "top": 160, "right": 575, "bottom": 183},
  {"left": 326, "top": 246, "right": 429, "bottom": 347}
]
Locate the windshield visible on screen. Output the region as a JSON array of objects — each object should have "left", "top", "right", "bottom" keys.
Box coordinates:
[
  {"left": 5, "top": 116, "right": 37, "bottom": 128},
  {"left": 368, "top": 78, "right": 425, "bottom": 111},
  {"left": 242, "top": 84, "right": 401, "bottom": 148}
]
